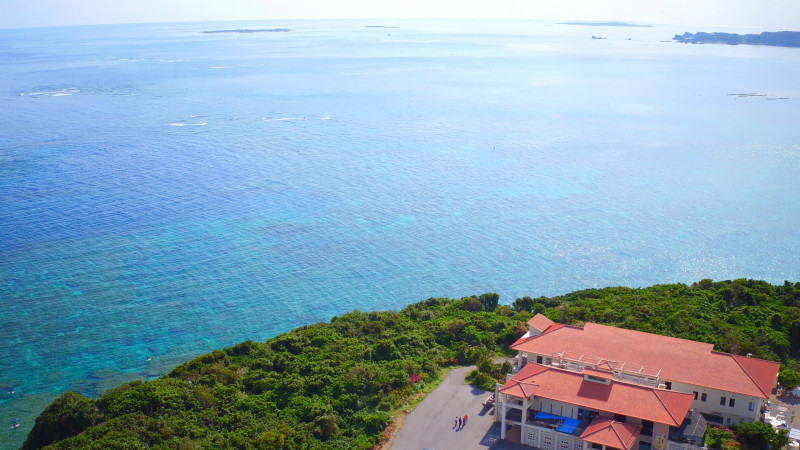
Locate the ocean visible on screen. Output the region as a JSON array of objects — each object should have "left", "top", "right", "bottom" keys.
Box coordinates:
[{"left": 0, "top": 19, "right": 798, "bottom": 448}]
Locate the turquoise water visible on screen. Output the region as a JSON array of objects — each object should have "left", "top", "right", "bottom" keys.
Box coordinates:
[{"left": 1, "top": 19, "right": 799, "bottom": 448}]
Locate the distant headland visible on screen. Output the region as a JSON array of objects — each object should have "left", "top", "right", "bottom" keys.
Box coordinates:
[
  {"left": 559, "top": 21, "right": 652, "bottom": 27},
  {"left": 673, "top": 31, "right": 800, "bottom": 48},
  {"left": 202, "top": 28, "right": 292, "bottom": 34}
]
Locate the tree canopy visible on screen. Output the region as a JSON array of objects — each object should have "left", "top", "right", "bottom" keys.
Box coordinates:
[
  {"left": 25, "top": 296, "right": 524, "bottom": 449},
  {"left": 26, "top": 279, "right": 800, "bottom": 449}
]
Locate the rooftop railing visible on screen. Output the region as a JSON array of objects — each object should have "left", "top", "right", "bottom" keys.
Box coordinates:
[{"left": 552, "top": 351, "right": 662, "bottom": 387}]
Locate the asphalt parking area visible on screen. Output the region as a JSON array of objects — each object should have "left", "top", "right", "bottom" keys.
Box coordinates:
[{"left": 390, "top": 366, "right": 529, "bottom": 450}]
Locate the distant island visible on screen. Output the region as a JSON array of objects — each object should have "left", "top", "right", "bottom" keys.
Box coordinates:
[
  {"left": 202, "top": 28, "right": 292, "bottom": 34},
  {"left": 673, "top": 31, "right": 800, "bottom": 48},
  {"left": 559, "top": 21, "right": 652, "bottom": 27}
]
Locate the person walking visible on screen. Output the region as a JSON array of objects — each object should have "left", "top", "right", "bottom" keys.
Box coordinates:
[
  {"left": 463, "top": 414, "right": 468, "bottom": 425},
  {"left": 458, "top": 416, "right": 462, "bottom": 428}
]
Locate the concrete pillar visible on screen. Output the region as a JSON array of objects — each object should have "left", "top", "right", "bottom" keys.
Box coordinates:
[
  {"left": 501, "top": 398, "right": 507, "bottom": 440},
  {"left": 522, "top": 397, "right": 529, "bottom": 424}
]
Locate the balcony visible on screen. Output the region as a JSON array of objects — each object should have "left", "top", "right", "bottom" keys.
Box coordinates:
[
  {"left": 507, "top": 408, "right": 704, "bottom": 450},
  {"left": 524, "top": 409, "right": 592, "bottom": 437}
]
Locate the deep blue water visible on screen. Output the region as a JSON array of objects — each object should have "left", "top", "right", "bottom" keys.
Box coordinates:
[{"left": 1, "top": 19, "right": 799, "bottom": 448}]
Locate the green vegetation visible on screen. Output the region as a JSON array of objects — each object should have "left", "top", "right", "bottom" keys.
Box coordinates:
[
  {"left": 706, "top": 423, "right": 790, "bottom": 450},
  {"left": 705, "top": 427, "right": 736, "bottom": 449},
  {"left": 779, "top": 368, "right": 800, "bottom": 391},
  {"left": 27, "top": 279, "right": 800, "bottom": 449},
  {"left": 24, "top": 296, "right": 524, "bottom": 449},
  {"left": 465, "top": 357, "right": 514, "bottom": 391},
  {"left": 732, "top": 421, "right": 790, "bottom": 450}
]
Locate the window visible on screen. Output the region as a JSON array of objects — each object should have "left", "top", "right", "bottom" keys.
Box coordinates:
[
  {"left": 701, "top": 393, "right": 707, "bottom": 402},
  {"left": 586, "top": 375, "right": 610, "bottom": 384},
  {"left": 720, "top": 396, "right": 727, "bottom": 406},
  {"left": 664, "top": 381, "right": 672, "bottom": 390},
  {"left": 536, "top": 355, "right": 543, "bottom": 364},
  {"left": 614, "top": 414, "right": 627, "bottom": 422},
  {"left": 578, "top": 408, "right": 598, "bottom": 420},
  {"left": 729, "top": 398, "right": 735, "bottom": 408},
  {"left": 693, "top": 391, "right": 698, "bottom": 400},
  {"left": 641, "top": 420, "right": 654, "bottom": 437},
  {"left": 749, "top": 401, "right": 755, "bottom": 412}
]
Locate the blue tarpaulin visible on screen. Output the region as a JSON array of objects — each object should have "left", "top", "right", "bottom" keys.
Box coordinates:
[
  {"left": 558, "top": 418, "right": 580, "bottom": 433},
  {"left": 533, "top": 412, "right": 580, "bottom": 434}
]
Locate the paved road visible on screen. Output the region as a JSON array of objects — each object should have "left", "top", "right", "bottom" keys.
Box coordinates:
[{"left": 391, "top": 367, "right": 530, "bottom": 450}]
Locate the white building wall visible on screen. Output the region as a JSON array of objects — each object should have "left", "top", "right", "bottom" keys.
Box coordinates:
[
  {"left": 519, "top": 351, "right": 553, "bottom": 367},
  {"left": 668, "top": 380, "right": 762, "bottom": 425},
  {"left": 533, "top": 397, "right": 579, "bottom": 419},
  {"left": 521, "top": 423, "right": 591, "bottom": 450}
]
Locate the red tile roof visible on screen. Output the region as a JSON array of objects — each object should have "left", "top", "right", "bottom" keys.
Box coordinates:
[
  {"left": 527, "top": 314, "right": 555, "bottom": 333},
  {"left": 732, "top": 354, "right": 780, "bottom": 398},
  {"left": 500, "top": 362, "right": 694, "bottom": 426},
  {"left": 580, "top": 418, "right": 641, "bottom": 450},
  {"left": 511, "top": 315, "right": 780, "bottom": 399},
  {"left": 499, "top": 380, "right": 541, "bottom": 399}
]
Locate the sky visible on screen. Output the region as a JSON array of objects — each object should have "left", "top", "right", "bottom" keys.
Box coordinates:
[{"left": 0, "top": 0, "right": 799, "bottom": 30}]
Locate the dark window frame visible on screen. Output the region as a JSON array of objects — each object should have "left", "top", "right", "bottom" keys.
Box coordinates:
[{"left": 641, "top": 420, "right": 654, "bottom": 437}]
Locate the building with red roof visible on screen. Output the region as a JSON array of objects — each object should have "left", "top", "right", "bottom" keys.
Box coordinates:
[
  {"left": 494, "top": 314, "right": 780, "bottom": 449},
  {"left": 581, "top": 419, "right": 641, "bottom": 450}
]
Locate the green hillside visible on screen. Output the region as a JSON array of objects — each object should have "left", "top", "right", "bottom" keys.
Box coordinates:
[{"left": 25, "top": 280, "right": 800, "bottom": 449}]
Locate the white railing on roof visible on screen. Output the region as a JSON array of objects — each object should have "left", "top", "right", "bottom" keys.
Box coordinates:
[{"left": 552, "top": 351, "right": 662, "bottom": 388}]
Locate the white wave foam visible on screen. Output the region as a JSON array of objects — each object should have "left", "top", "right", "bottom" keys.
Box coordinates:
[
  {"left": 209, "top": 66, "right": 229, "bottom": 69},
  {"left": 169, "top": 122, "right": 207, "bottom": 127},
  {"left": 262, "top": 117, "right": 308, "bottom": 122},
  {"left": 23, "top": 88, "right": 80, "bottom": 98}
]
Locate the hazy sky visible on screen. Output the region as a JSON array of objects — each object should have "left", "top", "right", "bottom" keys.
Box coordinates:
[{"left": 1, "top": 0, "right": 799, "bottom": 29}]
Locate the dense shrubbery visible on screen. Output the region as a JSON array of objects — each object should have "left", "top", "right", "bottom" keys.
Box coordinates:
[
  {"left": 732, "top": 421, "right": 790, "bottom": 450},
  {"left": 466, "top": 357, "right": 514, "bottom": 391},
  {"left": 27, "top": 280, "right": 800, "bottom": 448},
  {"left": 26, "top": 296, "right": 525, "bottom": 449}
]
